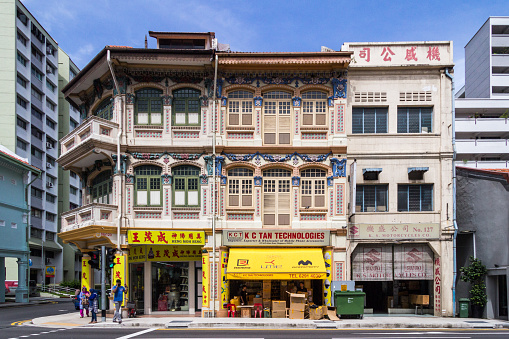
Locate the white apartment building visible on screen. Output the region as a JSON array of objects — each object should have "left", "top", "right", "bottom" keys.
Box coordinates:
[{"left": 456, "top": 17, "right": 509, "bottom": 169}]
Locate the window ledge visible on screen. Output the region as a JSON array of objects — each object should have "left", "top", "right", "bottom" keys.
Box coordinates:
[
  {"left": 172, "top": 207, "right": 200, "bottom": 211},
  {"left": 226, "top": 127, "right": 255, "bottom": 131},
  {"left": 133, "top": 206, "right": 163, "bottom": 211},
  {"left": 300, "top": 127, "right": 328, "bottom": 131},
  {"left": 134, "top": 125, "right": 163, "bottom": 130},
  {"left": 300, "top": 209, "right": 328, "bottom": 213},
  {"left": 172, "top": 126, "right": 201, "bottom": 130},
  {"left": 226, "top": 208, "right": 255, "bottom": 213}
]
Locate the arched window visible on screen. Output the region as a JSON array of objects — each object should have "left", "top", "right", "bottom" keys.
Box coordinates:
[
  {"left": 227, "top": 90, "right": 253, "bottom": 127},
  {"left": 262, "top": 168, "right": 291, "bottom": 226},
  {"left": 263, "top": 91, "right": 292, "bottom": 145},
  {"left": 92, "top": 170, "right": 112, "bottom": 203},
  {"left": 227, "top": 167, "right": 253, "bottom": 208},
  {"left": 302, "top": 91, "right": 327, "bottom": 127},
  {"left": 93, "top": 97, "right": 113, "bottom": 120},
  {"left": 134, "top": 165, "right": 162, "bottom": 206},
  {"left": 173, "top": 165, "right": 200, "bottom": 207},
  {"left": 135, "top": 88, "right": 163, "bottom": 125},
  {"left": 300, "top": 168, "right": 327, "bottom": 209},
  {"left": 173, "top": 88, "right": 201, "bottom": 126}
]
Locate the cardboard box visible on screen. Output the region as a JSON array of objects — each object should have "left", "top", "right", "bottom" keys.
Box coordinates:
[
  {"left": 416, "top": 295, "right": 429, "bottom": 305},
  {"left": 253, "top": 297, "right": 263, "bottom": 305},
  {"left": 288, "top": 293, "right": 306, "bottom": 304},
  {"left": 289, "top": 309, "right": 305, "bottom": 319},
  {"left": 290, "top": 303, "right": 306, "bottom": 312},
  {"left": 263, "top": 298, "right": 271, "bottom": 308},
  {"left": 248, "top": 295, "right": 254, "bottom": 304},
  {"left": 271, "top": 310, "right": 286, "bottom": 318},
  {"left": 272, "top": 300, "right": 286, "bottom": 311},
  {"left": 217, "top": 309, "right": 228, "bottom": 318},
  {"left": 241, "top": 307, "right": 251, "bottom": 318},
  {"left": 309, "top": 306, "right": 323, "bottom": 320},
  {"left": 263, "top": 280, "right": 271, "bottom": 288}
]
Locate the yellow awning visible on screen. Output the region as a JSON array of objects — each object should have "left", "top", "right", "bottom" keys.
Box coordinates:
[{"left": 227, "top": 248, "right": 326, "bottom": 280}]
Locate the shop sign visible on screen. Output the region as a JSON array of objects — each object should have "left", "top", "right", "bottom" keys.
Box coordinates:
[
  {"left": 112, "top": 255, "right": 126, "bottom": 306},
  {"left": 223, "top": 230, "right": 330, "bottom": 247},
  {"left": 127, "top": 230, "right": 205, "bottom": 245},
  {"left": 227, "top": 272, "right": 326, "bottom": 280},
  {"left": 202, "top": 253, "right": 209, "bottom": 308},
  {"left": 45, "top": 266, "right": 55, "bottom": 278},
  {"left": 348, "top": 223, "right": 440, "bottom": 240},
  {"left": 81, "top": 258, "right": 91, "bottom": 290},
  {"left": 393, "top": 244, "right": 433, "bottom": 280},
  {"left": 127, "top": 245, "right": 202, "bottom": 262},
  {"left": 352, "top": 244, "right": 393, "bottom": 281}
]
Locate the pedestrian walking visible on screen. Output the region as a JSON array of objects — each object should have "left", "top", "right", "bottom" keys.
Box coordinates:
[
  {"left": 88, "top": 289, "right": 98, "bottom": 323},
  {"left": 112, "top": 279, "right": 127, "bottom": 324},
  {"left": 79, "top": 287, "right": 90, "bottom": 318}
]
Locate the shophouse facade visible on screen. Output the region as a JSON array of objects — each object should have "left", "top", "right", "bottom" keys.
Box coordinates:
[
  {"left": 58, "top": 33, "right": 454, "bottom": 316},
  {"left": 341, "top": 41, "right": 455, "bottom": 316}
]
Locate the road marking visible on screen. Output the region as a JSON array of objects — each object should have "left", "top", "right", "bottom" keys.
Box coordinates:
[
  {"left": 10, "top": 320, "right": 31, "bottom": 326},
  {"left": 116, "top": 328, "right": 157, "bottom": 339},
  {"left": 333, "top": 337, "right": 471, "bottom": 339},
  {"left": 41, "top": 322, "right": 80, "bottom": 327}
]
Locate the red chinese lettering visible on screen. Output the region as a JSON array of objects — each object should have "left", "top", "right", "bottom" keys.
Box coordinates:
[
  {"left": 405, "top": 47, "right": 418, "bottom": 61},
  {"left": 435, "top": 268, "right": 440, "bottom": 275},
  {"left": 186, "top": 250, "right": 190, "bottom": 254},
  {"left": 378, "top": 225, "right": 386, "bottom": 233},
  {"left": 180, "top": 250, "right": 184, "bottom": 255},
  {"left": 367, "top": 225, "right": 374, "bottom": 232},
  {"left": 155, "top": 250, "right": 161, "bottom": 258},
  {"left": 132, "top": 232, "right": 140, "bottom": 243},
  {"left": 196, "top": 233, "right": 202, "bottom": 239},
  {"left": 172, "top": 233, "right": 177, "bottom": 239},
  {"left": 82, "top": 272, "right": 87, "bottom": 279},
  {"left": 173, "top": 250, "right": 180, "bottom": 258},
  {"left": 403, "top": 225, "right": 409, "bottom": 232},
  {"left": 435, "top": 257, "right": 440, "bottom": 266},
  {"left": 116, "top": 271, "right": 121, "bottom": 279},
  {"left": 139, "top": 247, "right": 144, "bottom": 254},
  {"left": 180, "top": 233, "right": 186, "bottom": 239},
  {"left": 435, "top": 276, "right": 441, "bottom": 285},
  {"left": 83, "top": 261, "right": 87, "bottom": 267},
  {"left": 391, "top": 226, "right": 398, "bottom": 232},
  {"left": 163, "top": 250, "right": 170, "bottom": 258},
  {"left": 157, "top": 231, "right": 168, "bottom": 244},
  {"left": 144, "top": 231, "right": 154, "bottom": 243},
  {"left": 359, "top": 47, "right": 370, "bottom": 62},
  {"left": 381, "top": 47, "right": 395, "bottom": 61},
  {"left": 192, "top": 250, "right": 196, "bottom": 254},
  {"left": 427, "top": 46, "right": 440, "bottom": 61},
  {"left": 435, "top": 285, "right": 441, "bottom": 294},
  {"left": 189, "top": 233, "right": 193, "bottom": 239},
  {"left": 134, "top": 248, "right": 137, "bottom": 255},
  {"left": 116, "top": 257, "right": 121, "bottom": 264}
]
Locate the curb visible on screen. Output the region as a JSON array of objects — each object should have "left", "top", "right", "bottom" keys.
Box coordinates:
[{"left": 0, "top": 300, "right": 54, "bottom": 308}]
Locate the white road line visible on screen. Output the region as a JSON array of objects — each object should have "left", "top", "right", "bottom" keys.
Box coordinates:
[
  {"left": 39, "top": 332, "right": 49, "bottom": 334},
  {"left": 115, "top": 328, "right": 157, "bottom": 339},
  {"left": 334, "top": 337, "right": 471, "bottom": 339}
]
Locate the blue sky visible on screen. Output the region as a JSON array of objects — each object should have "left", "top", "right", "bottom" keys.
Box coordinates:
[{"left": 22, "top": 0, "right": 509, "bottom": 90}]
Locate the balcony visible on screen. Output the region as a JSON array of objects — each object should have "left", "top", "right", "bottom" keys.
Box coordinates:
[
  {"left": 456, "top": 160, "right": 509, "bottom": 169},
  {"left": 58, "top": 116, "right": 118, "bottom": 171},
  {"left": 456, "top": 118, "right": 509, "bottom": 134},
  {"left": 61, "top": 203, "right": 117, "bottom": 233},
  {"left": 456, "top": 139, "right": 509, "bottom": 154},
  {"left": 492, "top": 35, "right": 509, "bottom": 47},
  {"left": 492, "top": 54, "right": 509, "bottom": 68}
]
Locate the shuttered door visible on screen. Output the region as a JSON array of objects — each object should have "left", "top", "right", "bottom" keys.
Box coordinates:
[
  {"left": 393, "top": 244, "right": 433, "bottom": 280},
  {"left": 263, "top": 92, "right": 292, "bottom": 145},
  {"left": 263, "top": 169, "right": 291, "bottom": 227},
  {"left": 352, "top": 244, "right": 393, "bottom": 281}
]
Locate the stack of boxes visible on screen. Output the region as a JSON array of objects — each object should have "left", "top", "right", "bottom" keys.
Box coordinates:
[
  {"left": 272, "top": 300, "right": 286, "bottom": 318},
  {"left": 288, "top": 293, "right": 308, "bottom": 319},
  {"left": 263, "top": 281, "right": 271, "bottom": 311}
]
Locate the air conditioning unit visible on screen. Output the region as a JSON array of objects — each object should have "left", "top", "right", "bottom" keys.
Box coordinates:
[
  {"left": 46, "top": 142, "right": 52, "bottom": 149},
  {"left": 46, "top": 182, "right": 53, "bottom": 188},
  {"left": 46, "top": 163, "right": 52, "bottom": 169}
]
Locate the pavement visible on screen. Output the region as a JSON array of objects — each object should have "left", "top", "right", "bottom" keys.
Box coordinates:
[{"left": 29, "top": 312, "right": 509, "bottom": 330}]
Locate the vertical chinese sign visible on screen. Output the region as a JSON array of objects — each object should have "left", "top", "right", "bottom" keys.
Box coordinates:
[
  {"left": 434, "top": 256, "right": 441, "bottom": 316},
  {"left": 323, "top": 249, "right": 332, "bottom": 306},
  {"left": 113, "top": 254, "right": 126, "bottom": 306},
  {"left": 202, "top": 253, "right": 209, "bottom": 310},
  {"left": 220, "top": 251, "right": 229, "bottom": 309},
  {"left": 81, "top": 257, "right": 91, "bottom": 291}
]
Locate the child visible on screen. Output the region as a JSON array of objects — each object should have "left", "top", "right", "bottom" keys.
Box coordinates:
[
  {"left": 88, "top": 289, "right": 99, "bottom": 324},
  {"left": 79, "top": 287, "right": 90, "bottom": 318}
]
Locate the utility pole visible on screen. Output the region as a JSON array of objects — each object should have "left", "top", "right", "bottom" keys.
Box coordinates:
[{"left": 101, "top": 246, "right": 106, "bottom": 323}]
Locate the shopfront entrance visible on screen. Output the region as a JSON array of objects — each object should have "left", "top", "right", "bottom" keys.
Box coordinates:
[{"left": 352, "top": 243, "right": 434, "bottom": 314}]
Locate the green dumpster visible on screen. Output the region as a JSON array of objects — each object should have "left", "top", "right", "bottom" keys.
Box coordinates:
[
  {"left": 334, "top": 291, "right": 366, "bottom": 319},
  {"left": 459, "top": 298, "right": 470, "bottom": 318}
]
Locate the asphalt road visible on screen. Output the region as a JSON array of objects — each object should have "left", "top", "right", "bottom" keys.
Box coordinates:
[
  {"left": 2, "top": 328, "right": 509, "bottom": 339},
  {"left": 0, "top": 298, "right": 75, "bottom": 328}
]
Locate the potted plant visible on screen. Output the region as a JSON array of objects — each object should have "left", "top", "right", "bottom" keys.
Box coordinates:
[{"left": 460, "top": 256, "right": 487, "bottom": 318}]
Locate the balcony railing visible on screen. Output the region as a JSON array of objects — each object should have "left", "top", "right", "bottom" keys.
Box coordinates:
[
  {"left": 456, "top": 139, "right": 509, "bottom": 154},
  {"left": 60, "top": 116, "right": 118, "bottom": 155},
  {"left": 61, "top": 203, "right": 117, "bottom": 233},
  {"left": 456, "top": 160, "right": 509, "bottom": 169},
  {"left": 456, "top": 118, "right": 509, "bottom": 133}
]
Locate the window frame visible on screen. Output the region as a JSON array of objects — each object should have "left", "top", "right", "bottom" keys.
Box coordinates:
[
  {"left": 91, "top": 170, "right": 113, "bottom": 204},
  {"left": 397, "top": 184, "right": 433, "bottom": 212},
  {"left": 262, "top": 90, "right": 292, "bottom": 145},
  {"left": 172, "top": 165, "right": 200, "bottom": 207},
  {"left": 134, "top": 165, "right": 163, "bottom": 207},
  {"left": 301, "top": 91, "right": 328, "bottom": 127},
  {"left": 93, "top": 97, "right": 114, "bottom": 120},
  {"left": 227, "top": 167, "right": 254, "bottom": 208},
  {"left": 355, "top": 184, "right": 389, "bottom": 213},
  {"left": 352, "top": 107, "right": 388, "bottom": 134},
  {"left": 135, "top": 88, "right": 163, "bottom": 126},
  {"left": 17, "top": 52, "right": 27, "bottom": 67},
  {"left": 397, "top": 106, "right": 433, "bottom": 133},
  {"left": 172, "top": 88, "right": 201, "bottom": 126},
  {"left": 300, "top": 168, "right": 327, "bottom": 209},
  {"left": 227, "top": 90, "right": 254, "bottom": 128}
]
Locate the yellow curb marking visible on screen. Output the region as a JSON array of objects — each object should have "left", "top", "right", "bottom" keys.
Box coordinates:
[
  {"left": 11, "top": 320, "right": 31, "bottom": 326},
  {"left": 42, "top": 322, "right": 81, "bottom": 327}
]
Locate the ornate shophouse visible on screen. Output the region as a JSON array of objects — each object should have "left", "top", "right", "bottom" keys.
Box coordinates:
[{"left": 58, "top": 32, "right": 454, "bottom": 317}]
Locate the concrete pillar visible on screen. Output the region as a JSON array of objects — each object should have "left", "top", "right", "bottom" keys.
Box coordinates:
[
  {"left": 0, "top": 257, "right": 5, "bottom": 302},
  {"left": 144, "top": 261, "right": 151, "bottom": 315},
  {"left": 188, "top": 261, "right": 195, "bottom": 314},
  {"left": 16, "top": 254, "right": 29, "bottom": 303}
]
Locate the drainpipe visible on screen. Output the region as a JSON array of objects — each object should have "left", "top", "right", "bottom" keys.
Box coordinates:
[
  {"left": 444, "top": 68, "right": 457, "bottom": 317},
  {"left": 107, "top": 50, "right": 123, "bottom": 251},
  {"left": 211, "top": 54, "right": 218, "bottom": 317}
]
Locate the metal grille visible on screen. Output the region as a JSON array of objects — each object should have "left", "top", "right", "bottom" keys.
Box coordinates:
[
  {"left": 354, "top": 92, "right": 387, "bottom": 102},
  {"left": 228, "top": 168, "right": 253, "bottom": 176},
  {"left": 228, "top": 90, "right": 253, "bottom": 99},
  {"left": 263, "top": 169, "right": 291, "bottom": 177},
  {"left": 301, "top": 168, "right": 327, "bottom": 177},
  {"left": 356, "top": 185, "right": 388, "bottom": 212},
  {"left": 398, "top": 184, "right": 433, "bottom": 211},
  {"left": 397, "top": 107, "right": 433, "bottom": 133},
  {"left": 302, "top": 91, "right": 327, "bottom": 99},
  {"left": 136, "top": 88, "right": 163, "bottom": 97},
  {"left": 352, "top": 107, "right": 388, "bottom": 134},
  {"left": 399, "top": 91, "right": 432, "bottom": 102},
  {"left": 135, "top": 165, "right": 162, "bottom": 176},
  {"left": 173, "top": 165, "right": 200, "bottom": 176},
  {"left": 263, "top": 91, "right": 292, "bottom": 99},
  {"left": 173, "top": 88, "right": 200, "bottom": 98}
]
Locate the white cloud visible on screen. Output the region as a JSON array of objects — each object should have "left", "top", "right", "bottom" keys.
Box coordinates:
[{"left": 69, "top": 43, "right": 96, "bottom": 67}]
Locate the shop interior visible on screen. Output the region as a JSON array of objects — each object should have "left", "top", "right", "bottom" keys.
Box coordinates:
[
  {"left": 152, "top": 262, "right": 189, "bottom": 312},
  {"left": 357, "top": 280, "right": 433, "bottom": 314},
  {"left": 228, "top": 279, "right": 323, "bottom": 308},
  {"left": 129, "top": 263, "right": 145, "bottom": 314}
]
